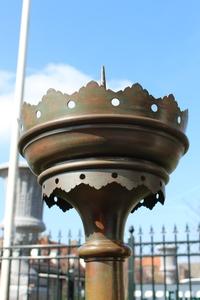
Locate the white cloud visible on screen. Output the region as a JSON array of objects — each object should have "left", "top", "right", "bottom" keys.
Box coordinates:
[
  {"left": 0, "top": 71, "right": 15, "bottom": 94},
  {"left": 24, "top": 64, "right": 92, "bottom": 104},
  {"left": 0, "top": 93, "right": 14, "bottom": 139},
  {"left": 0, "top": 63, "right": 132, "bottom": 142},
  {"left": 109, "top": 79, "right": 132, "bottom": 91},
  {"left": 0, "top": 64, "right": 92, "bottom": 142},
  {"left": 0, "top": 70, "right": 15, "bottom": 141}
]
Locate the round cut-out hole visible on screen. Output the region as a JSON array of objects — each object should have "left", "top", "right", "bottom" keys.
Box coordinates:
[
  {"left": 111, "top": 98, "right": 120, "bottom": 106},
  {"left": 151, "top": 104, "right": 158, "bottom": 112},
  {"left": 43, "top": 184, "right": 45, "bottom": 189},
  {"left": 112, "top": 172, "right": 118, "bottom": 179},
  {"left": 54, "top": 196, "right": 58, "bottom": 203},
  {"left": 177, "top": 116, "right": 181, "bottom": 124},
  {"left": 55, "top": 178, "right": 59, "bottom": 184},
  {"left": 79, "top": 174, "right": 85, "bottom": 180},
  {"left": 67, "top": 100, "right": 76, "bottom": 109},
  {"left": 156, "top": 193, "right": 159, "bottom": 199},
  {"left": 140, "top": 199, "right": 144, "bottom": 204},
  {"left": 36, "top": 110, "right": 41, "bottom": 118}
]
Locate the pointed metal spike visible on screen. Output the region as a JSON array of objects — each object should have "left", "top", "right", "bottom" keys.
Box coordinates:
[
  {"left": 173, "top": 224, "right": 178, "bottom": 234},
  {"left": 185, "top": 224, "right": 190, "bottom": 233},
  {"left": 68, "top": 229, "right": 72, "bottom": 246},
  {"left": 100, "top": 65, "right": 106, "bottom": 89},
  {"left": 162, "top": 225, "right": 166, "bottom": 234},
  {"left": 68, "top": 229, "right": 72, "bottom": 238},
  {"left": 48, "top": 230, "right": 52, "bottom": 240},
  {"left": 58, "top": 230, "right": 62, "bottom": 242},
  {"left": 150, "top": 226, "right": 154, "bottom": 234},
  {"left": 78, "top": 229, "right": 82, "bottom": 238},
  {"left": 129, "top": 226, "right": 134, "bottom": 235},
  {"left": 78, "top": 229, "right": 82, "bottom": 244},
  {"left": 139, "top": 226, "right": 143, "bottom": 235}
]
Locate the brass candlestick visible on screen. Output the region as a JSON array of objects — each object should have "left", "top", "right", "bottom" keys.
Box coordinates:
[{"left": 19, "top": 70, "right": 188, "bottom": 300}]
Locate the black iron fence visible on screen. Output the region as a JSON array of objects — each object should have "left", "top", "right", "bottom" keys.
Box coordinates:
[
  {"left": 127, "top": 225, "right": 200, "bottom": 300},
  {"left": 0, "top": 224, "right": 200, "bottom": 300}
]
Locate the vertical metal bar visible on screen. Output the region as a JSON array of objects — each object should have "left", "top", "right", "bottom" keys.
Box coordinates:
[
  {"left": 57, "top": 231, "right": 62, "bottom": 300},
  {"left": 36, "top": 247, "right": 41, "bottom": 300},
  {"left": 6, "top": 247, "right": 12, "bottom": 300},
  {"left": 186, "top": 224, "right": 192, "bottom": 298},
  {"left": 150, "top": 226, "right": 155, "bottom": 300},
  {"left": 173, "top": 225, "right": 179, "bottom": 299},
  {"left": 56, "top": 247, "right": 59, "bottom": 300},
  {"left": 16, "top": 247, "right": 22, "bottom": 300},
  {"left": 79, "top": 259, "right": 81, "bottom": 300},
  {"left": 139, "top": 227, "right": 143, "bottom": 300},
  {"left": 162, "top": 226, "right": 167, "bottom": 300},
  {"left": 128, "top": 226, "right": 135, "bottom": 300},
  {"left": 67, "top": 230, "right": 71, "bottom": 300},
  {"left": 46, "top": 242, "right": 50, "bottom": 300},
  {"left": 6, "top": 246, "right": 13, "bottom": 300},
  {"left": 78, "top": 230, "right": 82, "bottom": 300},
  {"left": 0, "top": 2, "right": 31, "bottom": 297},
  {"left": 60, "top": 268, "right": 63, "bottom": 300},
  {"left": 27, "top": 247, "right": 31, "bottom": 300}
]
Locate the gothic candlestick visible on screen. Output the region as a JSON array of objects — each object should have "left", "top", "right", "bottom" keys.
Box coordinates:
[{"left": 19, "top": 69, "right": 188, "bottom": 300}]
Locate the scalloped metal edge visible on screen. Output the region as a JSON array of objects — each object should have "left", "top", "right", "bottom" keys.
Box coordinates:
[
  {"left": 20, "top": 81, "right": 188, "bottom": 133},
  {"left": 42, "top": 169, "right": 165, "bottom": 213}
]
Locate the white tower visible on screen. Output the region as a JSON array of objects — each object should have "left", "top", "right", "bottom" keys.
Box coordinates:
[
  {"left": 0, "top": 162, "right": 46, "bottom": 300},
  {"left": 158, "top": 245, "right": 177, "bottom": 284},
  {"left": 0, "top": 162, "right": 45, "bottom": 243}
]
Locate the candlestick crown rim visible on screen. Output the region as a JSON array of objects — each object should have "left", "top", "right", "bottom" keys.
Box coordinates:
[{"left": 20, "top": 81, "right": 188, "bottom": 134}]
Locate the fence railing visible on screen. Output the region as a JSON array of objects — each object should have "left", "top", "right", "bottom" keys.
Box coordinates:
[
  {"left": 0, "top": 224, "right": 200, "bottom": 300},
  {"left": 127, "top": 224, "right": 200, "bottom": 300}
]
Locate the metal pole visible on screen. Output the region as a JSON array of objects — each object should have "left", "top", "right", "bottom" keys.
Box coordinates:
[
  {"left": 128, "top": 226, "right": 136, "bottom": 300},
  {"left": 0, "top": 1, "right": 31, "bottom": 299}
]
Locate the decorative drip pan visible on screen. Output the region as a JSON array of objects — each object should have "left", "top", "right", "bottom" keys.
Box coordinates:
[
  {"left": 19, "top": 75, "right": 188, "bottom": 214},
  {"left": 42, "top": 168, "right": 165, "bottom": 213}
]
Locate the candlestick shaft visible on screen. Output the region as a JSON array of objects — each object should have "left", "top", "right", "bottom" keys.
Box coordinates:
[
  {"left": 85, "top": 259, "right": 125, "bottom": 300},
  {"left": 65, "top": 182, "right": 144, "bottom": 300}
]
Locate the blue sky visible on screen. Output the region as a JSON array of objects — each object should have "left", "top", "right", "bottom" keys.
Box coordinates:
[{"left": 0, "top": 0, "right": 200, "bottom": 241}]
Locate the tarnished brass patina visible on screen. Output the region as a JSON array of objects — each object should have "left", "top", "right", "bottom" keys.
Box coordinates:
[{"left": 19, "top": 73, "right": 188, "bottom": 300}]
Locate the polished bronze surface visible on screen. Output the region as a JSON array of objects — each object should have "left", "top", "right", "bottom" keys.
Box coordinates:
[
  {"left": 85, "top": 260, "right": 125, "bottom": 300},
  {"left": 19, "top": 79, "right": 189, "bottom": 300}
]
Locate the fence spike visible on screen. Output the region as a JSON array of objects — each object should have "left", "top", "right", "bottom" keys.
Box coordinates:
[
  {"left": 173, "top": 224, "right": 178, "bottom": 234},
  {"left": 78, "top": 229, "right": 82, "bottom": 244},
  {"left": 48, "top": 230, "right": 52, "bottom": 241},
  {"left": 129, "top": 226, "right": 134, "bottom": 235},
  {"left": 78, "top": 229, "right": 82, "bottom": 238},
  {"left": 161, "top": 225, "right": 166, "bottom": 234},
  {"left": 68, "top": 229, "right": 72, "bottom": 245},
  {"left": 138, "top": 226, "right": 143, "bottom": 235},
  {"left": 185, "top": 223, "right": 190, "bottom": 233},
  {"left": 58, "top": 230, "right": 62, "bottom": 243},
  {"left": 198, "top": 224, "right": 200, "bottom": 251},
  {"left": 68, "top": 229, "right": 72, "bottom": 238},
  {"left": 150, "top": 225, "right": 154, "bottom": 234}
]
